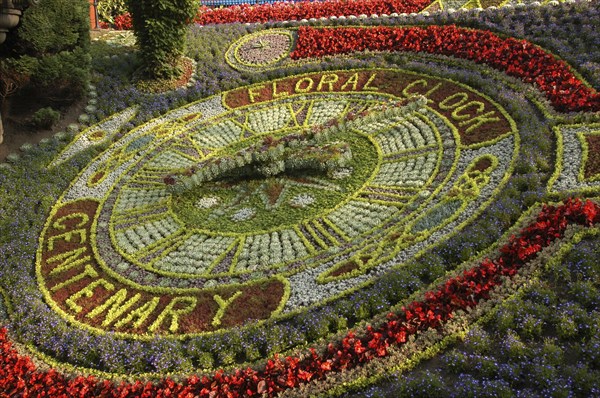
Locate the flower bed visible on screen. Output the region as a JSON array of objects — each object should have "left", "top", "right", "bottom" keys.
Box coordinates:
[
  {"left": 1, "top": 198, "right": 599, "bottom": 395},
  {"left": 34, "top": 68, "right": 518, "bottom": 338},
  {"left": 103, "top": 0, "right": 433, "bottom": 30},
  {"left": 290, "top": 25, "right": 600, "bottom": 113},
  {"left": 195, "top": 0, "right": 431, "bottom": 25},
  {"left": 2, "top": 1, "right": 600, "bottom": 396}
]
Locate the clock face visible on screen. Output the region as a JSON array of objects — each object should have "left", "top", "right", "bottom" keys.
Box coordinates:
[
  {"left": 107, "top": 93, "right": 441, "bottom": 276},
  {"left": 226, "top": 30, "right": 294, "bottom": 71},
  {"left": 37, "top": 69, "right": 517, "bottom": 337}
]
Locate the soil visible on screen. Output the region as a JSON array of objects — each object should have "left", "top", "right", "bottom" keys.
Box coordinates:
[
  {"left": 0, "top": 29, "right": 113, "bottom": 163},
  {"left": 0, "top": 95, "right": 86, "bottom": 162}
]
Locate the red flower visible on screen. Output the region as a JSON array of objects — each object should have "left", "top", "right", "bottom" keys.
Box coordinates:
[
  {"left": 1, "top": 199, "right": 598, "bottom": 396},
  {"left": 583, "top": 199, "right": 599, "bottom": 225},
  {"left": 113, "top": 13, "right": 132, "bottom": 30},
  {"left": 290, "top": 26, "right": 600, "bottom": 114}
]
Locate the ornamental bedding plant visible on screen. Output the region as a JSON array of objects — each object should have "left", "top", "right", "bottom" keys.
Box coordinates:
[
  {"left": 91, "top": 2, "right": 600, "bottom": 134},
  {"left": 290, "top": 25, "right": 600, "bottom": 113},
  {"left": 450, "top": 1, "right": 600, "bottom": 87},
  {"left": 1, "top": 198, "right": 598, "bottom": 396},
  {"left": 194, "top": 0, "right": 431, "bottom": 25},
  {"left": 346, "top": 228, "right": 600, "bottom": 397},
  {"left": 2, "top": 3, "right": 600, "bottom": 397},
  {"left": 103, "top": 0, "right": 432, "bottom": 29}
]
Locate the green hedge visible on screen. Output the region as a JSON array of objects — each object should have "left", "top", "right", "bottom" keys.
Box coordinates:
[{"left": 125, "top": 0, "right": 199, "bottom": 79}]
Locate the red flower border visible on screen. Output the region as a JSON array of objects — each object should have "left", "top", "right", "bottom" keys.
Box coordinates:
[
  {"left": 103, "top": 0, "right": 432, "bottom": 29},
  {"left": 290, "top": 25, "right": 600, "bottom": 113},
  {"left": 1, "top": 198, "right": 598, "bottom": 396},
  {"left": 194, "top": 0, "right": 431, "bottom": 26}
]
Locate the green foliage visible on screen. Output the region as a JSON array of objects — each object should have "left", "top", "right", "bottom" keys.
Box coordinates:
[
  {"left": 32, "top": 48, "right": 90, "bottom": 99},
  {"left": 2, "top": 0, "right": 90, "bottom": 102},
  {"left": 569, "top": 279, "right": 599, "bottom": 309},
  {"left": 125, "top": 0, "right": 199, "bottom": 79},
  {"left": 31, "top": 107, "right": 60, "bottom": 129},
  {"left": 18, "top": 0, "right": 89, "bottom": 54},
  {"left": 0, "top": 57, "right": 35, "bottom": 104},
  {"left": 304, "top": 316, "right": 331, "bottom": 341},
  {"left": 503, "top": 331, "right": 530, "bottom": 360},
  {"left": 97, "top": 0, "right": 127, "bottom": 24},
  {"left": 464, "top": 326, "right": 492, "bottom": 355}
]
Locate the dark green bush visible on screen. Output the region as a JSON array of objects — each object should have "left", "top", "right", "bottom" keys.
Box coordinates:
[
  {"left": 6, "top": 0, "right": 91, "bottom": 101},
  {"left": 31, "top": 107, "right": 60, "bottom": 129},
  {"left": 125, "top": 0, "right": 198, "bottom": 79}
]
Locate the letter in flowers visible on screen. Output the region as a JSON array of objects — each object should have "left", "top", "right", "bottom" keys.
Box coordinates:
[
  {"left": 272, "top": 82, "right": 290, "bottom": 99},
  {"left": 248, "top": 84, "right": 266, "bottom": 103},
  {"left": 362, "top": 73, "right": 379, "bottom": 91},
  {"left": 86, "top": 289, "right": 142, "bottom": 327},
  {"left": 438, "top": 92, "right": 469, "bottom": 110},
  {"left": 47, "top": 228, "right": 87, "bottom": 252},
  {"left": 113, "top": 297, "right": 160, "bottom": 329},
  {"left": 402, "top": 79, "right": 428, "bottom": 97},
  {"left": 460, "top": 111, "right": 501, "bottom": 134},
  {"left": 317, "top": 73, "right": 340, "bottom": 92},
  {"left": 47, "top": 247, "right": 91, "bottom": 276},
  {"left": 295, "top": 77, "right": 315, "bottom": 93},
  {"left": 402, "top": 79, "right": 442, "bottom": 103},
  {"left": 52, "top": 212, "right": 90, "bottom": 230},
  {"left": 50, "top": 264, "right": 99, "bottom": 292},
  {"left": 149, "top": 296, "right": 197, "bottom": 333},
  {"left": 211, "top": 291, "right": 243, "bottom": 327},
  {"left": 340, "top": 72, "right": 360, "bottom": 91},
  {"left": 66, "top": 279, "right": 115, "bottom": 313},
  {"left": 451, "top": 101, "right": 486, "bottom": 121}
]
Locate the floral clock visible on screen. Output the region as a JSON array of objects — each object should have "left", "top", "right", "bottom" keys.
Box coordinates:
[
  {"left": 3, "top": 7, "right": 600, "bottom": 396},
  {"left": 39, "top": 68, "right": 518, "bottom": 338}
]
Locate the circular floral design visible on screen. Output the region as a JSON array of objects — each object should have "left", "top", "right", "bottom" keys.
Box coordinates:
[
  {"left": 226, "top": 30, "right": 294, "bottom": 71},
  {"left": 36, "top": 68, "right": 517, "bottom": 338},
  {"left": 235, "top": 31, "right": 293, "bottom": 66}
]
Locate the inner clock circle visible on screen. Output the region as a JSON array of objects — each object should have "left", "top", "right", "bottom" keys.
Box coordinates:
[
  {"left": 233, "top": 31, "right": 293, "bottom": 67},
  {"left": 170, "top": 126, "right": 379, "bottom": 234},
  {"left": 105, "top": 92, "right": 455, "bottom": 279}
]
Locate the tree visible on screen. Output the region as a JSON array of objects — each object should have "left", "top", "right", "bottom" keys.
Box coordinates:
[{"left": 125, "top": 0, "right": 199, "bottom": 80}]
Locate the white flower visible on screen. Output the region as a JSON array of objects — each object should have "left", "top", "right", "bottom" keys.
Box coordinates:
[
  {"left": 231, "top": 207, "right": 256, "bottom": 221},
  {"left": 331, "top": 167, "right": 353, "bottom": 180},
  {"left": 289, "top": 193, "right": 315, "bottom": 208},
  {"left": 195, "top": 196, "right": 220, "bottom": 209}
]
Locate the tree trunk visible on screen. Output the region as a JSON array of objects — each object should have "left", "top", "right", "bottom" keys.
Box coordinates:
[
  {"left": 0, "top": 97, "right": 10, "bottom": 145},
  {"left": 0, "top": 98, "right": 8, "bottom": 145},
  {"left": 0, "top": 112, "right": 4, "bottom": 145}
]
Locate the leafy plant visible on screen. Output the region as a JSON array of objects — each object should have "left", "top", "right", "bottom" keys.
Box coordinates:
[
  {"left": 2, "top": 0, "right": 90, "bottom": 102},
  {"left": 30, "top": 107, "right": 60, "bottom": 129},
  {"left": 125, "top": 0, "right": 199, "bottom": 79}
]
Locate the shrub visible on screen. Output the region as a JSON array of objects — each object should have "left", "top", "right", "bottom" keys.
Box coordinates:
[
  {"left": 31, "top": 107, "right": 60, "bottom": 129},
  {"left": 34, "top": 49, "right": 90, "bottom": 100},
  {"left": 125, "top": 0, "right": 199, "bottom": 79},
  {"left": 1, "top": 0, "right": 90, "bottom": 103}
]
